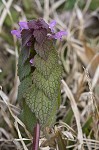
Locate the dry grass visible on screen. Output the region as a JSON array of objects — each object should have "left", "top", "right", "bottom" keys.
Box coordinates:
[{"left": 0, "top": 0, "right": 99, "bottom": 149}]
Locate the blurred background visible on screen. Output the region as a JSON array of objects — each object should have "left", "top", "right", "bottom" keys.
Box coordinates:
[{"left": 0, "top": 0, "right": 99, "bottom": 149}]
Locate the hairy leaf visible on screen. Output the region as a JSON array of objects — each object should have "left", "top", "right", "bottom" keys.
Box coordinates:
[{"left": 18, "top": 50, "right": 31, "bottom": 81}]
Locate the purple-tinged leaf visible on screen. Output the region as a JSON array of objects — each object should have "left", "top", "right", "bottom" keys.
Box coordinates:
[
  {"left": 11, "top": 30, "right": 21, "bottom": 38},
  {"left": 28, "top": 18, "right": 49, "bottom": 30},
  {"left": 21, "top": 47, "right": 30, "bottom": 64},
  {"left": 32, "top": 123, "right": 40, "bottom": 150},
  {"left": 34, "top": 39, "right": 52, "bottom": 60},
  {"left": 39, "top": 18, "right": 49, "bottom": 30},
  {"left": 19, "top": 21, "right": 29, "bottom": 30},
  {"left": 21, "top": 29, "right": 33, "bottom": 48},
  {"left": 33, "top": 28, "right": 47, "bottom": 44},
  {"left": 28, "top": 20, "right": 39, "bottom": 29},
  {"left": 34, "top": 42, "right": 46, "bottom": 60}
]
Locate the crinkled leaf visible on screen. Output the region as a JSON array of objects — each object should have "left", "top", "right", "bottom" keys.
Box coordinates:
[
  {"left": 32, "top": 66, "right": 62, "bottom": 100},
  {"left": 20, "top": 100, "right": 37, "bottom": 133},
  {"left": 24, "top": 85, "right": 58, "bottom": 127},
  {"left": 33, "top": 49, "right": 58, "bottom": 79},
  {"left": 34, "top": 39, "right": 53, "bottom": 60},
  {"left": 33, "top": 28, "right": 47, "bottom": 44},
  {"left": 18, "top": 75, "right": 32, "bottom": 101},
  {"left": 18, "top": 61, "right": 31, "bottom": 81}
]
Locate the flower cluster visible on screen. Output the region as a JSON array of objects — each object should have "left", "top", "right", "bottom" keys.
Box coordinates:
[
  {"left": 11, "top": 19, "right": 67, "bottom": 43},
  {"left": 11, "top": 19, "right": 67, "bottom": 64}
]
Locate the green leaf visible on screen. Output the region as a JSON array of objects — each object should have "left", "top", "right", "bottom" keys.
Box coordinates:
[
  {"left": 24, "top": 84, "right": 59, "bottom": 128},
  {"left": 18, "top": 47, "right": 30, "bottom": 64},
  {"left": 63, "top": 108, "right": 73, "bottom": 125},
  {"left": 32, "top": 66, "right": 62, "bottom": 100},
  {"left": 18, "top": 49, "right": 31, "bottom": 81},
  {"left": 24, "top": 85, "right": 52, "bottom": 127},
  {"left": 20, "top": 100, "right": 37, "bottom": 133},
  {"left": 33, "top": 49, "right": 59, "bottom": 79},
  {"left": 18, "top": 62, "right": 31, "bottom": 81},
  {"left": 18, "top": 75, "right": 32, "bottom": 101}
]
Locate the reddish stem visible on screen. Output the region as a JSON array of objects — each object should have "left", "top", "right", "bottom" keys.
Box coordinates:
[{"left": 32, "top": 122, "right": 40, "bottom": 150}]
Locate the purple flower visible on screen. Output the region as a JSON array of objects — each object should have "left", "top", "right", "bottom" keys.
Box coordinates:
[
  {"left": 11, "top": 21, "right": 28, "bottom": 38},
  {"left": 49, "top": 20, "right": 56, "bottom": 33},
  {"left": 19, "top": 22, "right": 28, "bottom": 30},
  {"left": 11, "top": 30, "right": 21, "bottom": 38},
  {"left": 48, "top": 20, "right": 67, "bottom": 40},
  {"left": 30, "top": 58, "right": 34, "bottom": 66},
  {"left": 51, "top": 31, "right": 67, "bottom": 40}
]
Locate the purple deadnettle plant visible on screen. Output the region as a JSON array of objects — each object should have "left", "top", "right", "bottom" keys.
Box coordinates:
[{"left": 11, "top": 18, "right": 67, "bottom": 150}]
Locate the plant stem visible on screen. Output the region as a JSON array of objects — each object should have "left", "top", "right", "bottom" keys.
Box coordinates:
[{"left": 32, "top": 122, "right": 40, "bottom": 150}]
